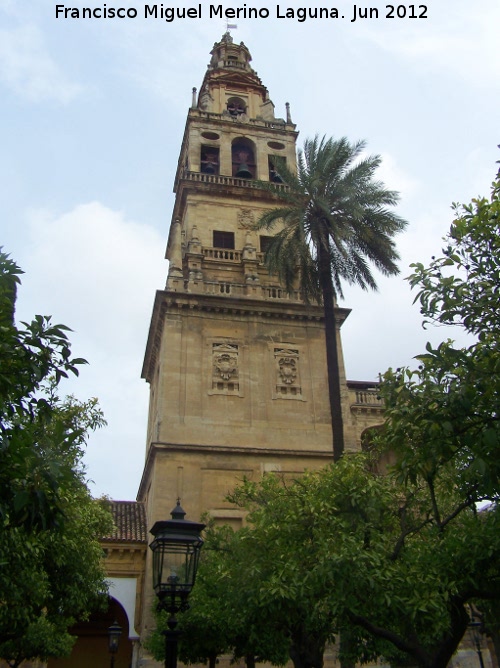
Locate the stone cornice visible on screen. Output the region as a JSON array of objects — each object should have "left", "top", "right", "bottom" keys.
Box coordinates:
[
  {"left": 137, "top": 441, "right": 334, "bottom": 501},
  {"left": 141, "top": 290, "right": 350, "bottom": 383}
]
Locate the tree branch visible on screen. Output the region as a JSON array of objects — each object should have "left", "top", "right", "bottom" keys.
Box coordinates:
[{"left": 347, "top": 611, "right": 430, "bottom": 667}]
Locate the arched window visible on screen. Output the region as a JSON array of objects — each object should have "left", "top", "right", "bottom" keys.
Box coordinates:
[
  {"left": 268, "top": 156, "right": 285, "bottom": 183},
  {"left": 226, "top": 96, "right": 246, "bottom": 118},
  {"left": 231, "top": 138, "right": 256, "bottom": 179},
  {"left": 200, "top": 146, "right": 219, "bottom": 174}
]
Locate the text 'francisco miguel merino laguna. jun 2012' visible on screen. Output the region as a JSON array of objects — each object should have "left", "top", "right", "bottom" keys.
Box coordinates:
[{"left": 55, "top": 3, "right": 429, "bottom": 22}]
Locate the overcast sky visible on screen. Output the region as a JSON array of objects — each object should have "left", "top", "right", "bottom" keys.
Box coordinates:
[{"left": 1, "top": 0, "right": 498, "bottom": 501}]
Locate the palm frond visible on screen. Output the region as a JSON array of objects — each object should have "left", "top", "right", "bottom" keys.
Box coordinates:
[
  {"left": 255, "top": 134, "right": 407, "bottom": 462},
  {"left": 256, "top": 134, "right": 407, "bottom": 303}
]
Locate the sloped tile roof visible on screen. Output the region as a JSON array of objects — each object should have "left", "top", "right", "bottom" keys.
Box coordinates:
[{"left": 102, "top": 500, "right": 148, "bottom": 543}]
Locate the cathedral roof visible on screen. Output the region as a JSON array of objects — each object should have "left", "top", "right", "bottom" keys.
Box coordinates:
[{"left": 102, "top": 500, "right": 148, "bottom": 544}]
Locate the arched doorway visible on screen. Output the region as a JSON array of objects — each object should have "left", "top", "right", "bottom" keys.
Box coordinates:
[{"left": 48, "top": 597, "right": 133, "bottom": 668}]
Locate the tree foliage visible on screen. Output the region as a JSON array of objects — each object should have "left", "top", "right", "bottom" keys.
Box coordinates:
[
  {"left": 204, "top": 450, "right": 500, "bottom": 668},
  {"left": 0, "top": 492, "right": 112, "bottom": 668},
  {"left": 256, "top": 136, "right": 407, "bottom": 460},
  {"left": 146, "top": 520, "right": 290, "bottom": 668},
  {"left": 349, "top": 166, "right": 500, "bottom": 666},
  {"left": 0, "top": 250, "right": 112, "bottom": 667},
  {"left": 0, "top": 250, "right": 94, "bottom": 531},
  {"left": 381, "top": 170, "right": 500, "bottom": 502}
]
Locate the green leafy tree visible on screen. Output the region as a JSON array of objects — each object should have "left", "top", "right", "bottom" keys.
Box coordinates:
[
  {"left": 344, "top": 164, "right": 500, "bottom": 667},
  {"left": 227, "top": 453, "right": 500, "bottom": 668},
  {"left": 0, "top": 492, "right": 112, "bottom": 668},
  {"left": 227, "top": 474, "right": 340, "bottom": 668},
  {"left": 256, "top": 136, "right": 407, "bottom": 461},
  {"left": 381, "top": 168, "right": 500, "bottom": 502},
  {"left": 0, "top": 251, "right": 113, "bottom": 666},
  {"left": 210, "top": 522, "right": 290, "bottom": 668},
  {"left": 147, "top": 521, "right": 289, "bottom": 668},
  {"left": 0, "top": 250, "right": 91, "bottom": 531}
]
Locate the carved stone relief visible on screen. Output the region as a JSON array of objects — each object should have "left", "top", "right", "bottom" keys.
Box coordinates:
[
  {"left": 237, "top": 208, "right": 255, "bottom": 230},
  {"left": 278, "top": 357, "right": 297, "bottom": 384},
  {"left": 274, "top": 347, "right": 302, "bottom": 398},
  {"left": 211, "top": 342, "right": 240, "bottom": 393}
]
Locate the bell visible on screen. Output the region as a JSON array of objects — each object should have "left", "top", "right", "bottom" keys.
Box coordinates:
[
  {"left": 202, "top": 162, "right": 216, "bottom": 174},
  {"left": 235, "top": 163, "right": 252, "bottom": 178}
]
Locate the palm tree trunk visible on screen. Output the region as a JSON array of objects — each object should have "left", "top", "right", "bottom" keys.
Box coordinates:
[{"left": 318, "top": 237, "right": 345, "bottom": 462}]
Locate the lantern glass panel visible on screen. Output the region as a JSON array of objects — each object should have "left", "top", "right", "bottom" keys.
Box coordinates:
[
  {"left": 152, "top": 537, "right": 203, "bottom": 595},
  {"left": 108, "top": 621, "right": 122, "bottom": 654}
]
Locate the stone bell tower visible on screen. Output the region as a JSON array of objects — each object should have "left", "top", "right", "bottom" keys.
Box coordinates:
[{"left": 137, "top": 33, "right": 383, "bottom": 621}]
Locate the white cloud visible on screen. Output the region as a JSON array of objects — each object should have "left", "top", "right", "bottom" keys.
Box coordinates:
[
  {"left": 377, "top": 153, "right": 420, "bottom": 200},
  {"left": 89, "top": 19, "right": 215, "bottom": 108},
  {"left": 15, "top": 202, "right": 166, "bottom": 499},
  {"left": 0, "top": 23, "right": 82, "bottom": 102},
  {"left": 22, "top": 202, "right": 164, "bottom": 338},
  {"left": 357, "top": 0, "right": 500, "bottom": 87}
]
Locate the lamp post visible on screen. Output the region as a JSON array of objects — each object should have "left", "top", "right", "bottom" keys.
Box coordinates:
[
  {"left": 149, "top": 500, "right": 205, "bottom": 668},
  {"left": 468, "top": 606, "right": 485, "bottom": 668},
  {"left": 107, "top": 620, "right": 122, "bottom": 668}
]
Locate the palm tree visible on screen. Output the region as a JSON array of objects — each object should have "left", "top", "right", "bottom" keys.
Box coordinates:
[{"left": 257, "top": 135, "right": 407, "bottom": 462}]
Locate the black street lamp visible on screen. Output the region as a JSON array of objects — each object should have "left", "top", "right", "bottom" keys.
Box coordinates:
[
  {"left": 107, "top": 620, "right": 122, "bottom": 668},
  {"left": 469, "top": 608, "right": 486, "bottom": 668},
  {"left": 149, "top": 500, "right": 205, "bottom": 668}
]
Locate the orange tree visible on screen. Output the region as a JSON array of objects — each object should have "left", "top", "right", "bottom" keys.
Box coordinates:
[{"left": 0, "top": 251, "right": 112, "bottom": 667}]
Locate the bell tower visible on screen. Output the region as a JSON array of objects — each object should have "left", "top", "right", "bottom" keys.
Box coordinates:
[
  {"left": 139, "top": 32, "right": 345, "bottom": 525},
  {"left": 139, "top": 33, "right": 354, "bottom": 526},
  {"left": 135, "top": 33, "right": 384, "bottom": 653},
  {"left": 137, "top": 32, "right": 388, "bottom": 525}
]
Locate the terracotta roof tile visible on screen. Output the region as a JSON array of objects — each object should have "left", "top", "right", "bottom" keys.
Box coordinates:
[{"left": 102, "top": 500, "right": 148, "bottom": 543}]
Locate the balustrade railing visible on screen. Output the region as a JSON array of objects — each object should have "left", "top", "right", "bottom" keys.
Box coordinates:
[
  {"left": 203, "top": 248, "right": 242, "bottom": 262},
  {"left": 349, "top": 389, "right": 384, "bottom": 407},
  {"left": 200, "top": 279, "right": 301, "bottom": 302},
  {"left": 264, "top": 286, "right": 301, "bottom": 301},
  {"left": 191, "top": 110, "right": 286, "bottom": 129},
  {"left": 204, "top": 281, "right": 246, "bottom": 296},
  {"left": 223, "top": 60, "right": 247, "bottom": 70},
  {"left": 181, "top": 170, "right": 288, "bottom": 191}
]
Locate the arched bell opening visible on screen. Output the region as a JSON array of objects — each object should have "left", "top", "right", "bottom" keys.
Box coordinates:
[
  {"left": 47, "top": 597, "right": 133, "bottom": 668},
  {"left": 226, "top": 96, "right": 247, "bottom": 118},
  {"left": 268, "top": 155, "right": 285, "bottom": 183},
  {"left": 200, "top": 145, "right": 220, "bottom": 174},
  {"left": 231, "top": 137, "right": 256, "bottom": 179}
]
